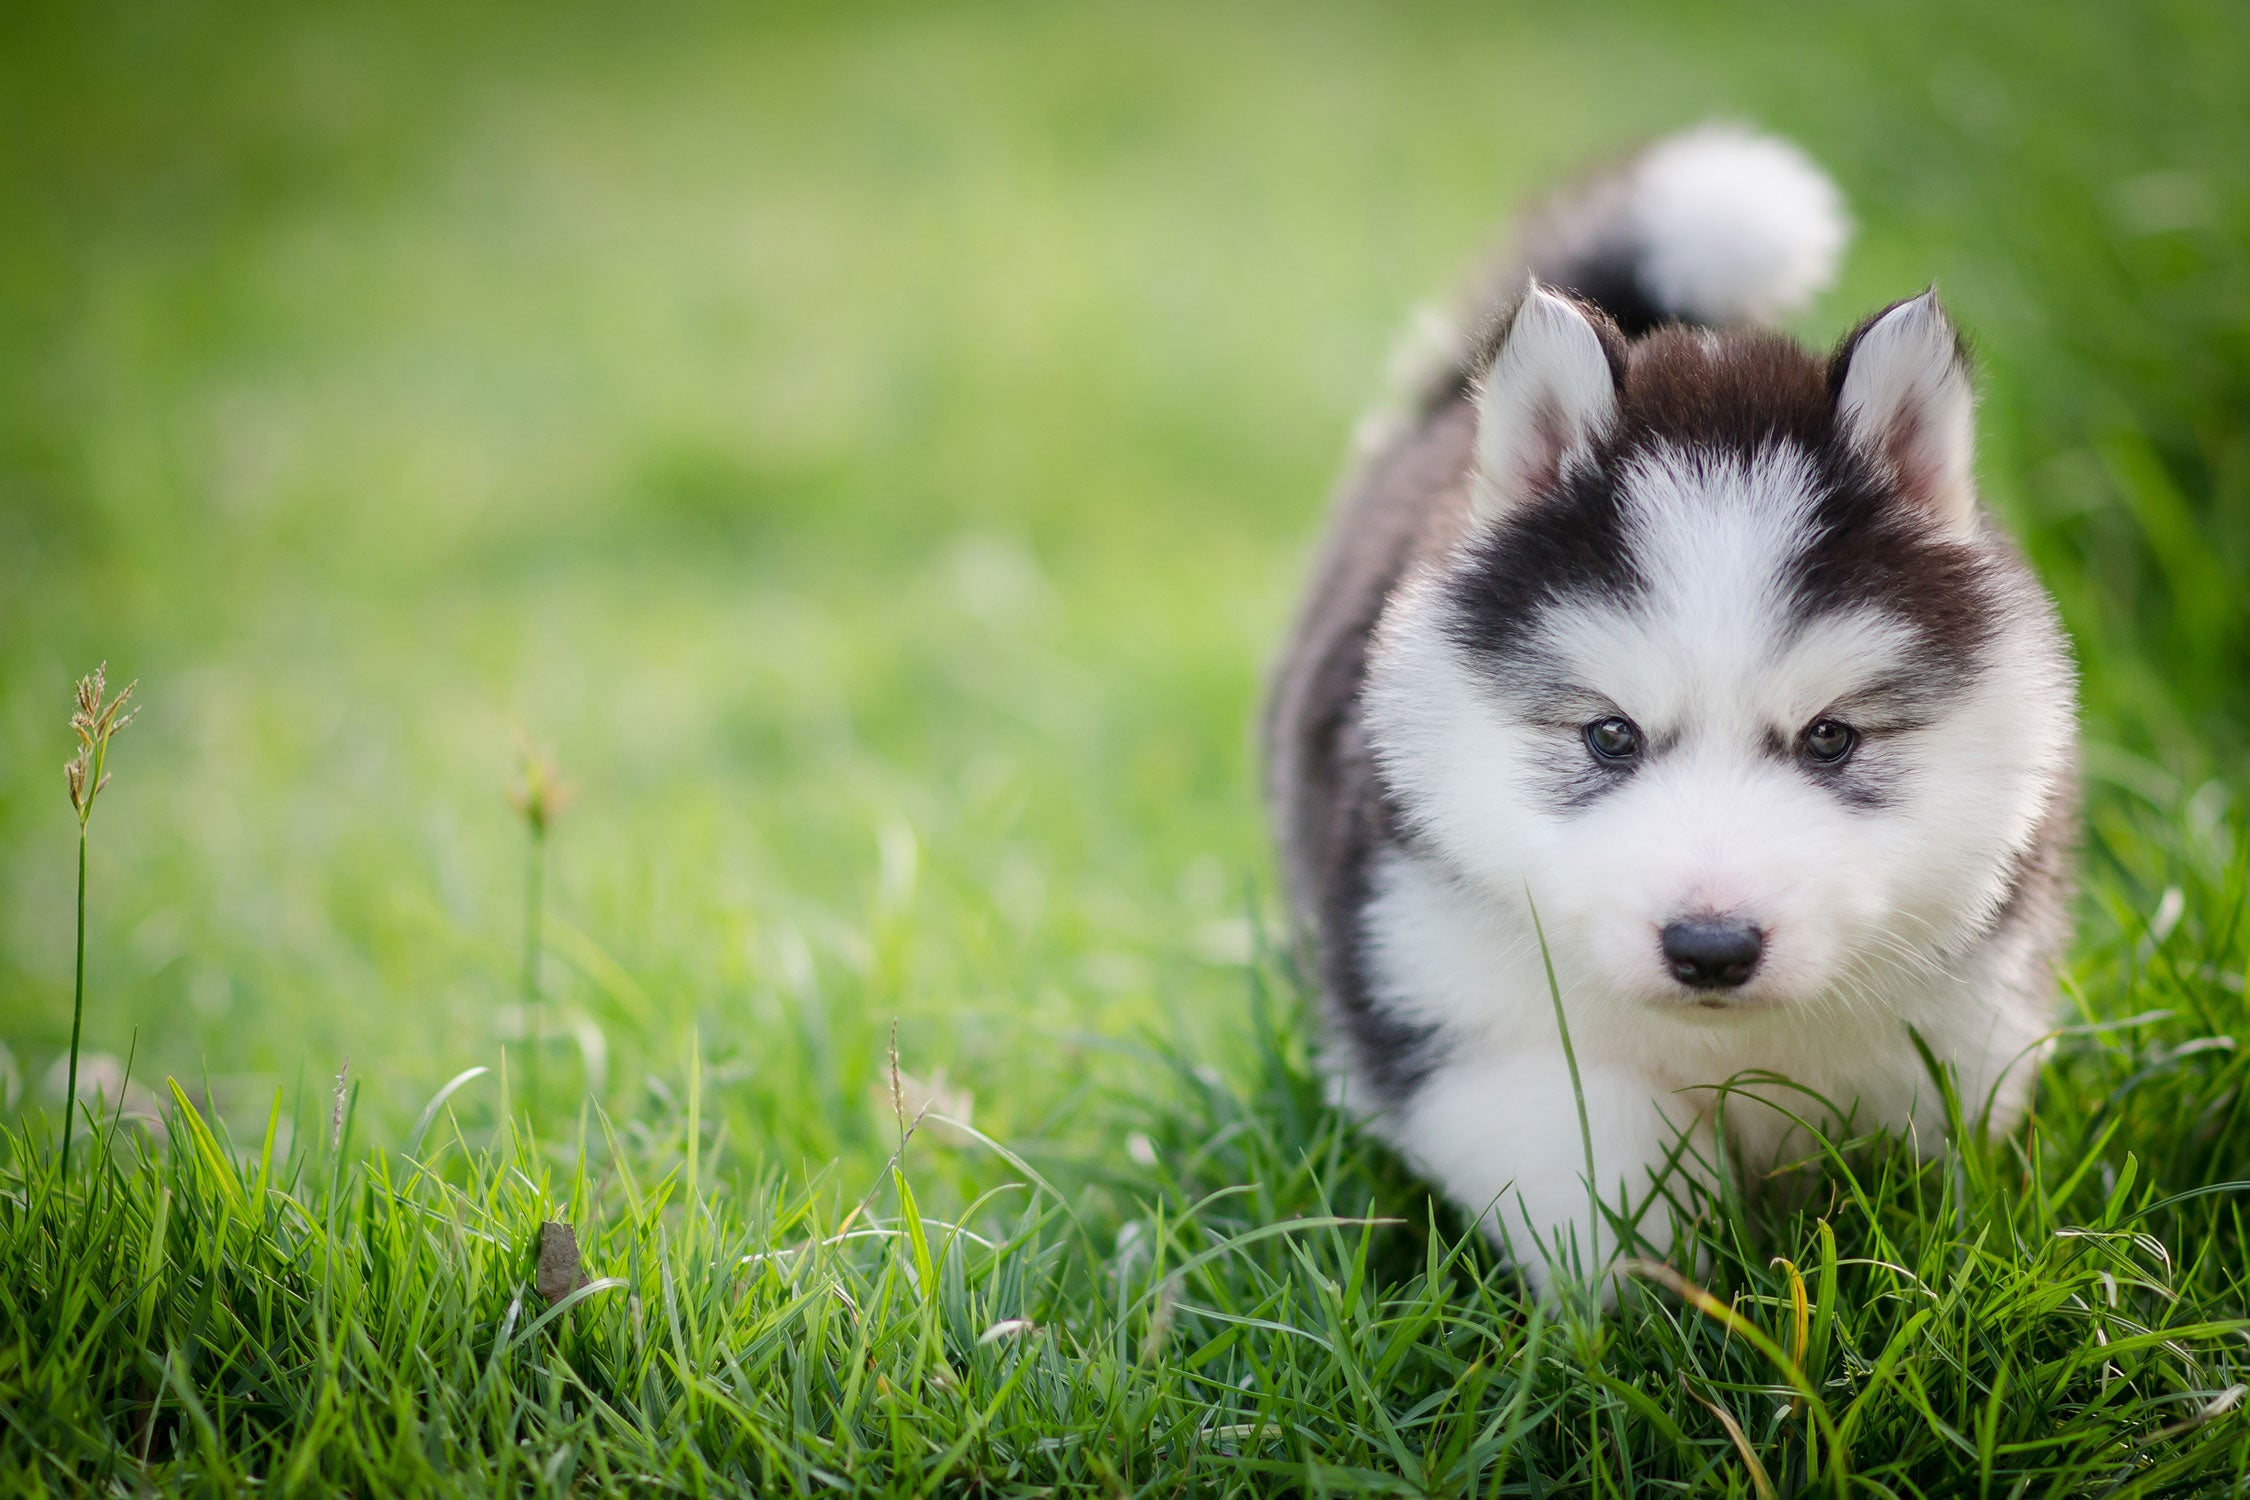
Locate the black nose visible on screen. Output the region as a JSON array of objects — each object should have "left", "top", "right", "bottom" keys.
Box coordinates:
[{"left": 1661, "top": 918, "right": 1763, "bottom": 990}]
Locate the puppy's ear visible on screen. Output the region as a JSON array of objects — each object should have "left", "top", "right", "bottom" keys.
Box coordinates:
[
  {"left": 1471, "top": 282, "right": 1623, "bottom": 525},
  {"left": 1832, "top": 291, "right": 1978, "bottom": 533}
]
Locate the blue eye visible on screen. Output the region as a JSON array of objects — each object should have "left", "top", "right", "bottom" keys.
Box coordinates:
[
  {"left": 1803, "top": 718, "right": 1857, "bottom": 764},
  {"left": 1584, "top": 716, "right": 1641, "bottom": 762}
]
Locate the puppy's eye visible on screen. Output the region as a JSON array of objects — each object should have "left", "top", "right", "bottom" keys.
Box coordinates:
[
  {"left": 1584, "top": 716, "right": 1641, "bottom": 763},
  {"left": 1802, "top": 718, "right": 1857, "bottom": 764}
]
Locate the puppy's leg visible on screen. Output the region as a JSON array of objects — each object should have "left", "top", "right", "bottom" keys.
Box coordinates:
[{"left": 1389, "top": 1050, "right": 1709, "bottom": 1300}]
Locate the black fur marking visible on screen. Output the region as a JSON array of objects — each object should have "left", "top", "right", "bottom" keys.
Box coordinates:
[
  {"left": 1441, "top": 466, "right": 1646, "bottom": 671},
  {"left": 1535, "top": 243, "right": 1671, "bottom": 340},
  {"left": 1783, "top": 455, "right": 2002, "bottom": 684},
  {"left": 1326, "top": 788, "right": 1442, "bottom": 1101}
]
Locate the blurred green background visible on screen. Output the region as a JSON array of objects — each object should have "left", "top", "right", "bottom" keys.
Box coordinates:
[{"left": 2, "top": 0, "right": 2244, "bottom": 1167}]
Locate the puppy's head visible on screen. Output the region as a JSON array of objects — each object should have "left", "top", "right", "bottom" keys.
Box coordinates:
[{"left": 1364, "top": 286, "right": 2074, "bottom": 1016}]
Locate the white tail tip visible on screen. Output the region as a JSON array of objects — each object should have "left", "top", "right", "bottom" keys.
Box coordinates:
[{"left": 1629, "top": 124, "right": 1850, "bottom": 326}]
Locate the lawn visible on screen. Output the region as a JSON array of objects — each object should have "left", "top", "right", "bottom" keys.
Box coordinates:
[{"left": 4, "top": 0, "right": 2249, "bottom": 1492}]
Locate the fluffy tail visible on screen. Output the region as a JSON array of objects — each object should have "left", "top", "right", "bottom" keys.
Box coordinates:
[
  {"left": 1365, "top": 125, "right": 1849, "bottom": 446},
  {"left": 1525, "top": 123, "right": 1850, "bottom": 333}
]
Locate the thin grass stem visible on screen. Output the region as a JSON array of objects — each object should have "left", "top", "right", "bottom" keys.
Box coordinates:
[
  {"left": 1525, "top": 886, "right": 1598, "bottom": 1287},
  {"left": 60, "top": 829, "right": 87, "bottom": 1180},
  {"left": 522, "top": 820, "right": 545, "bottom": 1120}
]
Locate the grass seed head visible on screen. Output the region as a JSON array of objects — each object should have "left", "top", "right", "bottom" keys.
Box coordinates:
[
  {"left": 330, "top": 1057, "right": 350, "bottom": 1150},
  {"left": 888, "top": 1019, "right": 905, "bottom": 1131},
  {"left": 507, "top": 730, "right": 573, "bottom": 836},
  {"left": 64, "top": 662, "right": 137, "bottom": 826}
]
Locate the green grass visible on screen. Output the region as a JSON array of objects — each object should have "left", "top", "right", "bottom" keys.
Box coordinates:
[{"left": 4, "top": 0, "right": 2249, "bottom": 1492}]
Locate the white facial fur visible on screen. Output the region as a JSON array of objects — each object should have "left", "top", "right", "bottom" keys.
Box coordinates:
[{"left": 1363, "top": 442, "right": 2073, "bottom": 1029}]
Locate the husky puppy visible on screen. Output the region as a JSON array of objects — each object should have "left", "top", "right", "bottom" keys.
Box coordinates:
[{"left": 1266, "top": 126, "right": 2077, "bottom": 1296}]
